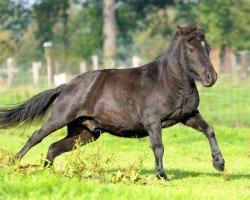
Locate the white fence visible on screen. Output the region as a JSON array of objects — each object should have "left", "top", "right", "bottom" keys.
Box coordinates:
[{"left": 1, "top": 55, "right": 143, "bottom": 88}]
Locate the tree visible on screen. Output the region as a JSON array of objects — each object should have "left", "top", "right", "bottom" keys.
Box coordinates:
[
  {"left": 0, "top": 0, "right": 32, "bottom": 42},
  {"left": 115, "top": 0, "right": 175, "bottom": 65},
  {"left": 68, "top": 0, "right": 103, "bottom": 60},
  {"left": 15, "top": 22, "right": 42, "bottom": 67},
  {"left": 103, "top": 0, "right": 117, "bottom": 68},
  {"left": 174, "top": 0, "right": 199, "bottom": 25},
  {"left": 134, "top": 8, "right": 176, "bottom": 63},
  {"left": 34, "top": 0, "right": 70, "bottom": 49},
  {"left": 0, "top": 31, "right": 16, "bottom": 61},
  {"left": 0, "top": 0, "right": 32, "bottom": 63},
  {"left": 199, "top": 0, "right": 250, "bottom": 75},
  {"left": 175, "top": 0, "right": 250, "bottom": 75}
]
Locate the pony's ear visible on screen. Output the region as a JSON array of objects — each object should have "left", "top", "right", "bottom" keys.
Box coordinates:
[
  {"left": 176, "top": 25, "right": 197, "bottom": 36},
  {"left": 176, "top": 25, "right": 205, "bottom": 41}
]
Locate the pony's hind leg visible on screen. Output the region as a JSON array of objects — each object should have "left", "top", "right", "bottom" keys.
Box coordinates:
[
  {"left": 15, "top": 117, "right": 68, "bottom": 160},
  {"left": 44, "top": 123, "right": 100, "bottom": 167}
]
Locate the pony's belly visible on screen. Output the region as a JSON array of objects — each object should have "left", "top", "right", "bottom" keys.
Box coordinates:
[
  {"left": 108, "top": 130, "right": 148, "bottom": 138},
  {"left": 99, "top": 122, "right": 148, "bottom": 138}
]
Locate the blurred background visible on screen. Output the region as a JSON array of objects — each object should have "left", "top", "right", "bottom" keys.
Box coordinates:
[{"left": 0, "top": 0, "right": 249, "bottom": 127}]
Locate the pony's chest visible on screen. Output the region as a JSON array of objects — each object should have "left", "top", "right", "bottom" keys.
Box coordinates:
[
  {"left": 161, "top": 91, "right": 199, "bottom": 126},
  {"left": 180, "top": 92, "right": 199, "bottom": 115},
  {"left": 167, "top": 90, "right": 199, "bottom": 117}
]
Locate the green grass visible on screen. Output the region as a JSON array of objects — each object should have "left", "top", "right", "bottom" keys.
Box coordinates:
[
  {"left": 0, "top": 126, "right": 249, "bottom": 200},
  {"left": 0, "top": 77, "right": 250, "bottom": 199}
]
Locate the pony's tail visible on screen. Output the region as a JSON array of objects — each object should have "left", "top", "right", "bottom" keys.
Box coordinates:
[{"left": 0, "top": 84, "right": 65, "bottom": 129}]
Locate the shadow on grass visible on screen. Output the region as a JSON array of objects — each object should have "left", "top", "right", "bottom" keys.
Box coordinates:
[{"left": 139, "top": 168, "right": 250, "bottom": 181}]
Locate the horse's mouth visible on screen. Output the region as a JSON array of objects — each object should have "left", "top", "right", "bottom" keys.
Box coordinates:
[
  {"left": 202, "top": 79, "right": 215, "bottom": 87},
  {"left": 190, "top": 67, "right": 217, "bottom": 87}
]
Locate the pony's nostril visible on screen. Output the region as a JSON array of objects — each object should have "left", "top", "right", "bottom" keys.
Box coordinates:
[{"left": 207, "top": 73, "right": 211, "bottom": 81}]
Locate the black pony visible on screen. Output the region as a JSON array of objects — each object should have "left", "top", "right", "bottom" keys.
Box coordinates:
[{"left": 0, "top": 25, "right": 225, "bottom": 181}]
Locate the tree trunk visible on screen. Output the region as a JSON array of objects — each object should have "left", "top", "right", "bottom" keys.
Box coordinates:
[
  {"left": 210, "top": 47, "right": 221, "bottom": 74},
  {"left": 103, "top": 0, "right": 116, "bottom": 69},
  {"left": 224, "top": 46, "right": 236, "bottom": 76},
  {"left": 240, "top": 51, "right": 249, "bottom": 78}
]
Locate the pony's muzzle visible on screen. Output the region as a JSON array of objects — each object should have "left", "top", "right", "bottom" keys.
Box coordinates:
[{"left": 202, "top": 70, "right": 217, "bottom": 87}]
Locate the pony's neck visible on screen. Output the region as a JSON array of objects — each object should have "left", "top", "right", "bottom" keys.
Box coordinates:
[{"left": 160, "top": 39, "right": 195, "bottom": 89}]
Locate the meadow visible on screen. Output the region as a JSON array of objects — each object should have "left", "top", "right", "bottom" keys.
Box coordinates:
[{"left": 0, "top": 77, "right": 249, "bottom": 200}]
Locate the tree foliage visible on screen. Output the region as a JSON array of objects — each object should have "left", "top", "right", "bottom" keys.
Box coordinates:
[
  {"left": 34, "top": 0, "right": 70, "bottom": 47},
  {"left": 176, "top": 0, "right": 250, "bottom": 50},
  {"left": 0, "top": 0, "right": 31, "bottom": 42},
  {"left": 0, "top": 30, "right": 16, "bottom": 61},
  {"left": 68, "top": 0, "right": 103, "bottom": 59},
  {"left": 0, "top": 0, "right": 249, "bottom": 67},
  {"left": 15, "top": 22, "right": 42, "bottom": 66},
  {"left": 135, "top": 8, "right": 176, "bottom": 62}
]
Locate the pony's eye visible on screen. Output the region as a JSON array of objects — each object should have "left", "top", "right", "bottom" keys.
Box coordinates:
[{"left": 189, "top": 48, "right": 195, "bottom": 52}]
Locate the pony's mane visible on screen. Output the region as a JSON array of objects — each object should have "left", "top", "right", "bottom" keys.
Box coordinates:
[
  {"left": 175, "top": 25, "right": 205, "bottom": 41},
  {"left": 155, "top": 25, "right": 206, "bottom": 62}
]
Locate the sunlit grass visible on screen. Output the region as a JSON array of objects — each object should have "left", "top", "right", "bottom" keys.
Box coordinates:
[{"left": 0, "top": 125, "right": 249, "bottom": 200}]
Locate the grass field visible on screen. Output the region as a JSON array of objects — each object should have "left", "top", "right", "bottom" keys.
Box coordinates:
[{"left": 0, "top": 77, "right": 249, "bottom": 200}]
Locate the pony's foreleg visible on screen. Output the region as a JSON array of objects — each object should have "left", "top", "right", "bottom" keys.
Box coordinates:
[
  {"left": 44, "top": 126, "right": 100, "bottom": 167},
  {"left": 182, "top": 111, "right": 225, "bottom": 171},
  {"left": 145, "top": 120, "right": 169, "bottom": 181}
]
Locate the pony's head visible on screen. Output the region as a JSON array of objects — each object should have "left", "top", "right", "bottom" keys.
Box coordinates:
[{"left": 176, "top": 25, "right": 217, "bottom": 87}]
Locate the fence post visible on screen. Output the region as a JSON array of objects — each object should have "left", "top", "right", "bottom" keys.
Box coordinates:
[
  {"left": 54, "top": 73, "right": 66, "bottom": 86},
  {"left": 80, "top": 61, "right": 87, "bottom": 74},
  {"left": 43, "top": 41, "right": 53, "bottom": 88},
  {"left": 7, "top": 57, "right": 14, "bottom": 87},
  {"left": 132, "top": 56, "right": 141, "bottom": 67},
  {"left": 92, "top": 55, "right": 99, "bottom": 71},
  {"left": 32, "top": 61, "right": 42, "bottom": 84},
  {"left": 47, "top": 56, "right": 53, "bottom": 87}
]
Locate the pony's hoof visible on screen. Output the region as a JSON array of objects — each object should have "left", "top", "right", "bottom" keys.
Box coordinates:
[
  {"left": 156, "top": 171, "right": 169, "bottom": 181},
  {"left": 43, "top": 160, "right": 52, "bottom": 168},
  {"left": 213, "top": 155, "right": 225, "bottom": 172}
]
